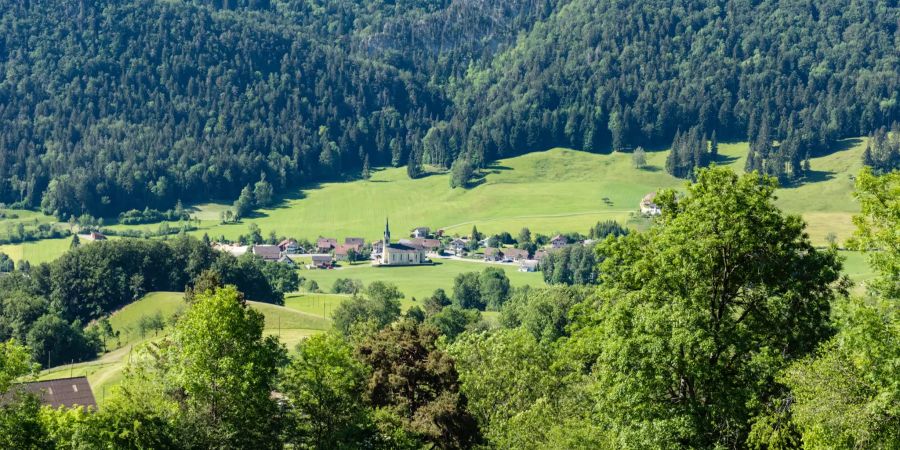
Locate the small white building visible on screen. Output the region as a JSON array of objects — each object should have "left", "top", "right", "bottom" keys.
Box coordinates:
[
  {"left": 519, "top": 260, "right": 539, "bottom": 272},
  {"left": 640, "top": 193, "right": 662, "bottom": 216}
]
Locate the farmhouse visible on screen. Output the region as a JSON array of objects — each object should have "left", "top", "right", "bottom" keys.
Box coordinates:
[
  {"left": 534, "top": 250, "right": 549, "bottom": 262},
  {"left": 380, "top": 219, "right": 429, "bottom": 266},
  {"left": 252, "top": 245, "right": 281, "bottom": 262},
  {"left": 483, "top": 247, "right": 503, "bottom": 262},
  {"left": 310, "top": 254, "right": 334, "bottom": 269},
  {"left": 333, "top": 244, "right": 358, "bottom": 261},
  {"left": 550, "top": 235, "right": 568, "bottom": 249},
  {"left": 316, "top": 238, "right": 338, "bottom": 252},
  {"left": 344, "top": 237, "right": 365, "bottom": 248},
  {"left": 277, "top": 239, "right": 300, "bottom": 254},
  {"left": 14, "top": 377, "right": 96, "bottom": 410},
  {"left": 449, "top": 238, "right": 467, "bottom": 256},
  {"left": 503, "top": 248, "right": 530, "bottom": 262},
  {"left": 640, "top": 192, "right": 662, "bottom": 216}
]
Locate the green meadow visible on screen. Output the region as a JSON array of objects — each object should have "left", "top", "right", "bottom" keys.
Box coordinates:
[
  {"left": 298, "top": 258, "right": 545, "bottom": 303},
  {"left": 0, "top": 138, "right": 869, "bottom": 266},
  {"left": 37, "top": 291, "right": 330, "bottom": 403}
]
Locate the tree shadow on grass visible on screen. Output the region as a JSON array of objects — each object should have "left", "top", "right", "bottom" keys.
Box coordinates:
[
  {"left": 812, "top": 137, "right": 864, "bottom": 158},
  {"left": 713, "top": 153, "right": 739, "bottom": 165}
]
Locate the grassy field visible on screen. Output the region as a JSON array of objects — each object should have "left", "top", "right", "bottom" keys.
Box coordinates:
[
  {"left": 0, "top": 138, "right": 869, "bottom": 266},
  {"left": 299, "top": 258, "right": 545, "bottom": 302},
  {"left": 37, "top": 292, "right": 330, "bottom": 403}
]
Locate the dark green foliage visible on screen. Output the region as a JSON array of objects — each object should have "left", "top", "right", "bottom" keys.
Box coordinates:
[
  {"left": 540, "top": 245, "right": 597, "bottom": 285},
  {"left": 499, "top": 285, "right": 592, "bottom": 343},
  {"left": 331, "top": 289, "right": 402, "bottom": 336},
  {"left": 423, "top": 288, "right": 452, "bottom": 316},
  {"left": 452, "top": 268, "right": 513, "bottom": 311},
  {"left": 449, "top": 156, "right": 475, "bottom": 189},
  {"left": 210, "top": 253, "right": 287, "bottom": 304},
  {"left": 665, "top": 126, "right": 710, "bottom": 178},
  {"left": 355, "top": 321, "right": 482, "bottom": 448},
  {"left": 452, "top": 272, "right": 483, "bottom": 310},
  {"left": 588, "top": 220, "right": 628, "bottom": 240},
  {"left": 26, "top": 314, "right": 99, "bottom": 367},
  {"left": 118, "top": 207, "right": 190, "bottom": 225},
  {"left": 426, "top": 306, "right": 481, "bottom": 341}
]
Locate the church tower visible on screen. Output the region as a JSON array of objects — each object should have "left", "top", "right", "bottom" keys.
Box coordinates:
[
  {"left": 381, "top": 218, "right": 391, "bottom": 265},
  {"left": 383, "top": 218, "right": 391, "bottom": 244}
]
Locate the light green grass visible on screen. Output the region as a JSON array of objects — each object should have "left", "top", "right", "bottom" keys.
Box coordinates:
[
  {"left": 0, "top": 237, "right": 73, "bottom": 265},
  {"left": 298, "top": 259, "right": 545, "bottom": 302},
  {"left": 283, "top": 293, "right": 349, "bottom": 319}
]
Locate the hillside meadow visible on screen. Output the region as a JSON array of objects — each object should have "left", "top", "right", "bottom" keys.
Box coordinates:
[{"left": 37, "top": 292, "right": 331, "bottom": 402}]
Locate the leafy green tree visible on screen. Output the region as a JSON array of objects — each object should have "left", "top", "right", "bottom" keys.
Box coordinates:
[
  {"left": 0, "top": 340, "right": 48, "bottom": 449},
  {"left": 167, "top": 285, "right": 286, "bottom": 448},
  {"left": 253, "top": 175, "right": 274, "bottom": 207},
  {"left": 780, "top": 169, "right": 900, "bottom": 449},
  {"left": 517, "top": 227, "right": 531, "bottom": 245},
  {"left": 332, "top": 278, "right": 364, "bottom": 294},
  {"left": 332, "top": 293, "right": 402, "bottom": 336},
  {"left": 499, "top": 285, "right": 591, "bottom": 343},
  {"left": 426, "top": 306, "right": 481, "bottom": 340},
  {"left": 632, "top": 146, "right": 647, "bottom": 169},
  {"left": 448, "top": 329, "right": 555, "bottom": 445},
  {"left": 565, "top": 167, "right": 842, "bottom": 447},
  {"left": 26, "top": 314, "right": 99, "bottom": 367},
  {"left": 848, "top": 168, "right": 899, "bottom": 298},
  {"left": 233, "top": 185, "right": 256, "bottom": 219},
  {"left": 356, "top": 322, "right": 482, "bottom": 448},
  {"left": 478, "top": 267, "right": 510, "bottom": 310},
  {"left": 281, "top": 333, "right": 375, "bottom": 448},
  {"left": 449, "top": 156, "right": 474, "bottom": 188},
  {"left": 423, "top": 288, "right": 452, "bottom": 316},
  {"left": 365, "top": 281, "right": 404, "bottom": 304},
  {"left": 452, "top": 272, "right": 483, "bottom": 310}
]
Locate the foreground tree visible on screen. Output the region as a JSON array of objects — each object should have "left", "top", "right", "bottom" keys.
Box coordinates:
[
  {"left": 280, "top": 333, "right": 374, "bottom": 448},
  {"left": 115, "top": 286, "right": 287, "bottom": 448},
  {"left": 356, "top": 321, "right": 482, "bottom": 449},
  {"left": 566, "top": 167, "right": 843, "bottom": 447},
  {"left": 783, "top": 169, "right": 900, "bottom": 448}
]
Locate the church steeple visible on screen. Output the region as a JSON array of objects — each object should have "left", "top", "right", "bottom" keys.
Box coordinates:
[{"left": 383, "top": 218, "right": 391, "bottom": 243}]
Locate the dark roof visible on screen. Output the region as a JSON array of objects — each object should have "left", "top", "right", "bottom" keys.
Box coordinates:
[
  {"left": 252, "top": 245, "right": 281, "bottom": 260},
  {"left": 483, "top": 247, "right": 501, "bottom": 257},
  {"left": 311, "top": 254, "right": 333, "bottom": 263},
  {"left": 386, "top": 243, "right": 423, "bottom": 253},
  {"left": 317, "top": 238, "right": 337, "bottom": 248},
  {"left": 18, "top": 377, "right": 96, "bottom": 409},
  {"left": 344, "top": 237, "right": 365, "bottom": 246},
  {"left": 504, "top": 248, "right": 529, "bottom": 258}
]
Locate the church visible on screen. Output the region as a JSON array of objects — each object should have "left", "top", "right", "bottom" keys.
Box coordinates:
[{"left": 378, "top": 219, "right": 429, "bottom": 266}]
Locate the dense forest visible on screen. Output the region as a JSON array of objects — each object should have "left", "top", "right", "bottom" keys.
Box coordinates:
[
  {"left": 0, "top": 0, "right": 897, "bottom": 217},
  {"left": 1, "top": 167, "right": 897, "bottom": 448}
]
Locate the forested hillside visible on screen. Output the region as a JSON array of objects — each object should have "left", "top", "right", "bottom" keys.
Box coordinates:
[{"left": 0, "top": 0, "right": 897, "bottom": 218}]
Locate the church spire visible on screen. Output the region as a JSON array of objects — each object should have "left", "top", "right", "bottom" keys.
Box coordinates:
[{"left": 384, "top": 217, "right": 391, "bottom": 243}]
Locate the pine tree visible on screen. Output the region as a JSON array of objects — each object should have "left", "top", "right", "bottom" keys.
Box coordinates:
[
  {"left": 362, "top": 154, "right": 371, "bottom": 180},
  {"left": 710, "top": 130, "right": 718, "bottom": 159}
]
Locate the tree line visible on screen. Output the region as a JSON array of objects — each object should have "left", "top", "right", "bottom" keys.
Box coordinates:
[{"left": 0, "top": 234, "right": 293, "bottom": 368}]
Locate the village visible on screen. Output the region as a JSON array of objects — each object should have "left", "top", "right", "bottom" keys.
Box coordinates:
[{"left": 202, "top": 193, "right": 662, "bottom": 275}]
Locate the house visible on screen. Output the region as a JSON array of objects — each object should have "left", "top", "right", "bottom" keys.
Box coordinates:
[
  {"left": 78, "top": 231, "right": 107, "bottom": 242},
  {"left": 277, "top": 255, "right": 296, "bottom": 267},
  {"left": 449, "top": 238, "right": 467, "bottom": 256},
  {"left": 483, "top": 247, "right": 503, "bottom": 262},
  {"left": 252, "top": 245, "right": 282, "bottom": 262},
  {"left": 400, "top": 238, "right": 441, "bottom": 253},
  {"left": 277, "top": 239, "right": 300, "bottom": 254},
  {"left": 344, "top": 237, "right": 365, "bottom": 249},
  {"left": 15, "top": 377, "right": 96, "bottom": 410},
  {"left": 316, "top": 238, "right": 338, "bottom": 252},
  {"left": 640, "top": 192, "right": 662, "bottom": 216},
  {"left": 503, "top": 248, "right": 530, "bottom": 262},
  {"left": 519, "top": 260, "right": 540, "bottom": 272},
  {"left": 411, "top": 227, "right": 430, "bottom": 239},
  {"left": 333, "top": 244, "right": 359, "bottom": 261},
  {"left": 310, "top": 254, "right": 334, "bottom": 269},
  {"left": 533, "top": 250, "right": 549, "bottom": 262},
  {"left": 380, "top": 219, "right": 429, "bottom": 266},
  {"left": 550, "top": 235, "right": 568, "bottom": 249}
]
